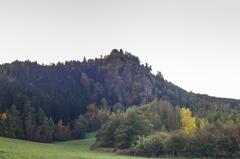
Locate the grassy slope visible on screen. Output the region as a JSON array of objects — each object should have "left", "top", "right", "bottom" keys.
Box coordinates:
[{"left": 0, "top": 133, "right": 174, "bottom": 159}]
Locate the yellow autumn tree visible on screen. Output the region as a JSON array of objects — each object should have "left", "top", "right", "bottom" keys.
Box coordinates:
[{"left": 180, "top": 108, "right": 196, "bottom": 135}]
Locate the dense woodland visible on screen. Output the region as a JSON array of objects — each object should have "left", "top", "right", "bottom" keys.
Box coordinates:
[{"left": 0, "top": 49, "right": 240, "bottom": 157}]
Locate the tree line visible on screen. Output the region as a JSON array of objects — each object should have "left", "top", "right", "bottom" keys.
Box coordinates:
[
  {"left": 93, "top": 100, "right": 240, "bottom": 158},
  {"left": 0, "top": 101, "right": 113, "bottom": 142}
]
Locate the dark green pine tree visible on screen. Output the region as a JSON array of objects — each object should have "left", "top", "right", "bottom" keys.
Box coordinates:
[
  {"left": 8, "top": 104, "right": 24, "bottom": 138},
  {"left": 23, "top": 100, "right": 36, "bottom": 140},
  {"left": 72, "top": 115, "right": 88, "bottom": 139},
  {"left": 38, "top": 117, "right": 55, "bottom": 142}
]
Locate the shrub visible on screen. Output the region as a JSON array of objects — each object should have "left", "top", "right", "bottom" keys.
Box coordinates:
[
  {"left": 187, "top": 124, "right": 240, "bottom": 158},
  {"left": 92, "top": 114, "right": 123, "bottom": 148},
  {"left": 163, "top": 132, "right": 189, "bottom": 156},
  {"left": 132, "top": 135, "right": 165, "bottom": 157},
  {"left": 186, "top": 130, "right": 216, "bottom": 157}
]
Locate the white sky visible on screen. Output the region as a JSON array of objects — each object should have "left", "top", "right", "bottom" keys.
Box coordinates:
[{"left": 0, "top": 0, "right": 239, "bottom": 99}]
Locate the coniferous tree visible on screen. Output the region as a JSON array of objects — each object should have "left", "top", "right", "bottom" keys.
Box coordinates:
[
  {"left": 38, "top": 117, "right": 55, "bottom": 142},
  {"left": 7, "top": 104, "right": 24, "bottom": 138},
  {"left": 36, "top": 108, "right": 46, "bottom": 125},
  {"left": 55, "top": 120, "right": 72, "bottom": 141},
  {"left": 73, "top": 115, "right": 88, "bottom": 139},
  {"left": 23, "top": 101, "right": 36, "bottom": 140}
]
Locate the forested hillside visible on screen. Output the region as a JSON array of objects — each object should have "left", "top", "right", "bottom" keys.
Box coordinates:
[{"left": 0, "top": 49, "right": 239, "bottom": 142}]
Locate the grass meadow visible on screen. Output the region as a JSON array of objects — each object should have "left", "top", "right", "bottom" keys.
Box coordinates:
[{"left": 0, "top": 133, "right": 176, "bottom": 159}]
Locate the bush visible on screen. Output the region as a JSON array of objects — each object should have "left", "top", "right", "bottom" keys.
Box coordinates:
[
  {"left": 132, "top": 135, "right": 165, "bottom": 157},
  {"left": 186, "top": 129, "right": 214, "bottom": 157},
  {"left": 187, "top": 125, "right": 240, "bottom": 158},
  {"left": 163, "top": 132, "right": 189, "bottom": 156},
  {"left": 131, "top": 128, "right": 240, "bottom": 158},
  {"left": 92, "top": 114, "right": 123, "bottom": 148}
]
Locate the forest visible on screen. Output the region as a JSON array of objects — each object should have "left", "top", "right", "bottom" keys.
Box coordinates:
[{"left": 0, "top": 50, "right": 240, "bottom": 157}]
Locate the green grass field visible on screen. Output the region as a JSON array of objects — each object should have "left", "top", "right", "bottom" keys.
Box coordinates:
[{"left": 0, "top": 133, "right": 175, "bottom": 159}]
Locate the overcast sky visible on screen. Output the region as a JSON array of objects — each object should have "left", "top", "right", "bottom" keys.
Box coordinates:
[{"left": 0, "top": 0, "right": 239, "bottom": 99}]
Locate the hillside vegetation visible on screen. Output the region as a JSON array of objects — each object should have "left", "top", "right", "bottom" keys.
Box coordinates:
[
  {"left": 93, "top": 100, "right": 240, "bottom": 158},
  {"left": 0, "top": 49, "right": 239, "bottom": 142}
]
